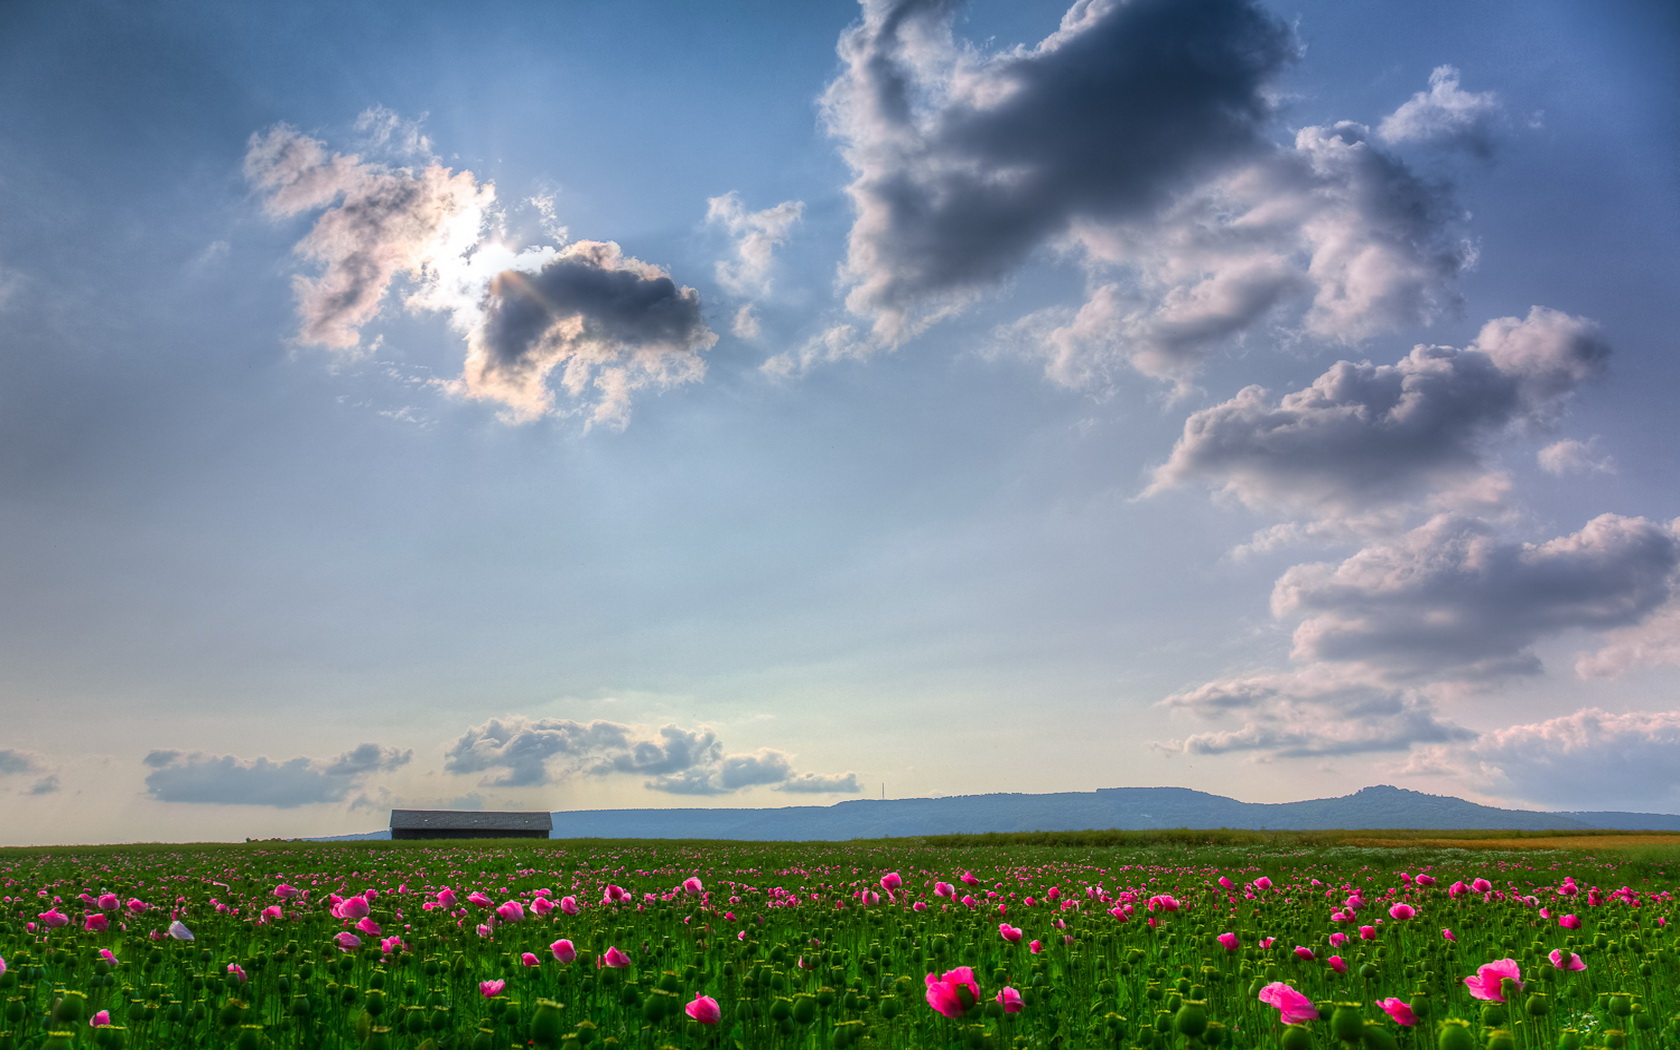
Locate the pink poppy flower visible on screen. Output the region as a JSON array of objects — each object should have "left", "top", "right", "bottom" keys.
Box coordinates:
[
  {"left": 227, "top": 963, "right": 247, "bottom": 983},
  {"left": 1375, "top": 998, "right": 1416, "bottom": 1026},
  {"left": 1216, "top": 932, "right": 1239, "bottom": 952},
  {"left": 559, "top": 896, "right": 580, "bottom": 915},
  {"left": 1253, "top": 876, "right": 1274, "bottom": 891},
  {"left": 496, "top": 900, "right": 524, "bottom": 923},
  {"left": 125, "top": 898, "right": 149, "bottom": 914},
  {"left": 1441, "top": 928, "right": 1455, "bottom": 942},
  {"left": 934, "top": 881, "right": 954, "bottom": 898},
  {"left": 1548, "top": 949, "right": 1585, "bottom": 971},
  {"left": 355, "top": 917, "right": 382, "bottom": 936},
  {"left": 1293, "top": 946, "right": 1315, "bottom": 961},
  {"left": 1471, "top": 878, "right": 1492, "bottom": 894},
  {"left": 1258, "top": 982, "right": 1318, "bottom": 1024},
  {"left": 479, "top": 980, "right": 505, "bottom": 998},
  {"left": 96, "top": 894, "right": 119, "bottom": 910},
  {"left": 337, "top": 896, "right": 370, "bottom": 920},
  {"left": 1329, "top": 932, "right": 1348, "bottom": 947},
  {"left": 37, "top": 909, "right": 69, "bottom": 928},
  {"left": 521, "top": 952, "right": 540, "bottom": 967},
  {"left": 1558, "top": 914, "right": 1581, "bottom": 929},
  {"left": 683, "top": 877, "right": 705, "bottom": 895},
  {"left": 999, "top": 923, "right": 1023, "bottom": 943},
  {"left": 1259, "top": 937, "right": 1276, "bottom": 949},
  {"left": 1414, "top": 875, "right": 1436, "bottom": 887},
  {"left": 686, "top": 993, "right": 721, "bottom": 1024},
  {"left": 880, "top": 872, "right": 903, "bottom": 892},
  {"left": 84, "top": 914, "right": 108, "bottom": 933},
  {"left": 261, "top": 905, "right": 283, "bottom": 922},
  {"left": 1359, "top": 925, "right": 1377, "bottom": 940},
  {"left": 1029, "top": 939, "right": 1043, "bottom": 953},
  {"left": 1217, "top": 876, "right": 1234, "bottom": 890},
  {"left": 603, "top": 884, "right": 630, "bottom": 903},
  {"left": 600, "top": 946, "right": 631, "bottom": 968},
  {"left": 1389, "top": 903, "right": 1416, "bottom": 920},
  {"left": 435, "top": 889, "right": 457, "bottom": 908},
  {"left": 273, "top": 884, "right": 301, "bottom": 899},
  {"left": 1463, "top": 959, "right": 1522, "bottom": 1001},
  {"left": 551, "top": 938, "right": 577, "bottom": 964},
  {"left": 335, "top": 932, "right": 362, "bottom": 950},
  {"left": 466, "top": 892, "right": 492, "bottom": 908},
  {"left": 925, "top": 967, "right": 979, "bottom": 1019},
  {"left": 1327, "top": 956, "right": 1347, "bottom": 974},
  {"left": 996, "top": 987, "right": 1023, "bottom": 1013},
  {"left": 90, "top": 1010, "right": 111, "bottom": 1027},
  {"left": 531, "top": 897, "right": 555, "bottom": 916},
  {"left": 959, "top": 872, "right": 980, "bottom": 886},
  {"left": 97, "top": 949, "right": 117, "bottom": 965}
]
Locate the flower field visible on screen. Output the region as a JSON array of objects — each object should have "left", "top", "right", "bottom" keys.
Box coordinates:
[{"left": 1, "top": 836, "right": 1676, "bottom": 1049}]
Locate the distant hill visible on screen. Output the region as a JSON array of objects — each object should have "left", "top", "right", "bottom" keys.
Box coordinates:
[{"left": 315, "top": 784, "right": 1680, "bottom": 841}]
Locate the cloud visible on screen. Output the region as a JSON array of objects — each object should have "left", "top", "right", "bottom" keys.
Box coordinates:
[
  {"left": 762, "top": 324, "right": 877, "bottom": 378},
  {"left": 777, "top": 771, "right": 866, "bottom": 793},
  {"left": 443, "top": 716, "right": 861, "bottom": 795},
  {"left": 824, "top": 0, "right": 1296, "bottom": 344},
  {"left": 244, "top": 121, "right": 494, "bottom": 351},
  {"left": 248, "top": 112, "right": 714, "bottom": 428},
  {"left": 455, "top": 241, "right": 716, "bottom": 428},
  {"left": 142, "top": 743, "right": 411, "bottom": 808},
  {"left": 1378, "top": 66, "right": 1502, "bottom": 156},
  {"left": 0, "top": 748, "right": 60, "bottom": 795},
  {"left": 1415, "top": 707, "right": 1680, "bottom": 812},
  {"left": 706, "top": 192, "right": 804, "bottom": 297},
  {"left": 1146, "top": 307, "right": 1609, "bottom": 517},
  {"left": 1156, "top": 667, "right": 1472, "bottom": 760},
  {"left": 1576, "top": 604, "right": 1680, "bottom": 679},
  {"left": 1538, "top": 437, "right": 1614, "bottom": 476},
  {"left": 1276, "top": 513, "right": 1680, "bottom": 681}
]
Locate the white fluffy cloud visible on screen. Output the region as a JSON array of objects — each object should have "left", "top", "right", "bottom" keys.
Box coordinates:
[
  {"left": 143, "top": 744, "right": 411, "bottom": 808},
  {"left": 1378, "top": 65, "right": 1502, "bottom": 155},
  {"left": 1576, "top": 604, "right": 1680, "bottom": 679},
  {"left": 1277, "top": 513, "right": 1680, "bottom": 681},
  {"left": 1538, "top": 437, "right": 1614, "bottom": 476},
  {"left": 247, "top": 113, "right": 714, "bottom": 427},
  {"left": 245, "top": 123, "right": 494, "bottom": 351},
  {"left": 443, "top": 716, "right": 860, "bottom": 796},
  {"left": 1158, "top": 668, "right": 1471, "bottom": 759},
  {"left": 706, "top": 192, "right": 804, "bottom": 297},
  {"left": 1417, "top": 707, "right": 1680, "bottom": 811},
  {"left": 1147, "top": 307, "right": 1609, "bottom": 518}
]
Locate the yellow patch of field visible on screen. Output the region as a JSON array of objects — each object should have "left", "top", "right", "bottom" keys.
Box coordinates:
[{"left": 1346, "top": 833, "right": 1680, "bottom": 851}]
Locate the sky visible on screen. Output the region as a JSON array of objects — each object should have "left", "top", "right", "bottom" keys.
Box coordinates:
[{"left": 0, "top": 0, "right": 1676, "bottom": 845}]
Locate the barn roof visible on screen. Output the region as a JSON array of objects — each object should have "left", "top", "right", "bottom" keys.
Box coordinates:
[{"left": 389, "top": 809, "right": 553, "bottom": 832}]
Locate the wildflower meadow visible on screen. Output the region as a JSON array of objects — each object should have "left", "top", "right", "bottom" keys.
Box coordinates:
[{"left": 1, "top": 834, "right": 1676, "bottom": 1049}]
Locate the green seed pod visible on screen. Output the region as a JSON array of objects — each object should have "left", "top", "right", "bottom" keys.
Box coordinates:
[
  {"left": 1279, "top": 1024, "right": 1313, "bottom": 1050},
  {"left": 1608, "top": 994, "right": 1633, "bottom": 1017},
  {"left": 1330, "top": 1004, "right": 1364, "bottom": 1042},
  {"left": 51, "top": 991, "right": 87, "bottom": 1025},
  {"left": 1525, "top": 994, "right": 1550, "bottom": 1016},
  {"left": 1555, "top": 1031, "right": 1582, "bottom": 1050},
  {"left": 1485, "top": 1030, "right": 1515, "bottom": 1050},
  {"left": 792, "top": 993, "right": 819, "bottom": 1025},
  {"left": 1203, "top": 1020, "right": 1228, "bottom": 1047},
  {"left": 879, "top": 995, "right": 901, "bottom": 1019},
  {"left": 1479, "top": 1003, "right": 1507, "bottom": 1028},
  {"left": 1602, "top": 1031, "right": 1626, "bottom": 1050},
  {"left": 1361, "top": 1022, "right": 1399, "bottom": 1050},
  {"left": 1174, "top": 1000, "right": 1208, "bottom": 1038},
  {"left": 574, "top": 1019, "right": 597, "bottom": 1046},
  {"left": 234, "top": 1024, "right": 264, "bottom": 1050},
  {"left": 529, "top": 999, "right": 565, "bottom": 1046},
  {"left": 1437, "top": 1018, "right": 1476, "bottom": 1050},
  {"left": 362, "top": 1026, "right": 392, "bottom": 1050}
]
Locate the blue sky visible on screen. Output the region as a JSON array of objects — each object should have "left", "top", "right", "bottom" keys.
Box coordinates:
[{"left": 0, "top": 0, "right": 1676, "bottom": 843}]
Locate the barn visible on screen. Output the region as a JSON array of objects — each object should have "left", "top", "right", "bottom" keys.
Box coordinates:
[{"left": 389, "top": 810, "right": 553, "bottom": 840}]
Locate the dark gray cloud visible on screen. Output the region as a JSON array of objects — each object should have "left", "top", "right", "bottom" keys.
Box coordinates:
[
  {"left": 143, "top": 743, "right": 410, "bottom": 808},
  {"left": 1278, "top": 513, "right": 1680, "bottom": 680},
  {"left": 1378, "top": 65, "right": 1502, "bottom": 157},
  {"left": 1147, "top": 307, "right": 1609, "bottom": 516},
  {"left": 444, "top": 716, "right": 860, "bottom": 796},
  {"left": 1157, "top": 669, "right": 1472, "bottom": 759},
  {"left": 1412, "top": 707, "right": 1680, "bottom": 812},
  {"left": 0, "top": 749, "right": 59, "bottom": 795},
  {"left": 459, "top": 241, "right": 716, "bottom": 428},
  {"left": 825, "top": 0, "right": 1295, "bottom": 342},
  {"left": 245, "top": 122, "right": 493, "bottom": 351}
]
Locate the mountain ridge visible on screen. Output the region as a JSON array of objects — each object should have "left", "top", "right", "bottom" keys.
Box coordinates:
[{"left": 320, "top": 784, "right": 1680, "bottom": 841}]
